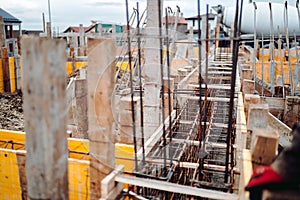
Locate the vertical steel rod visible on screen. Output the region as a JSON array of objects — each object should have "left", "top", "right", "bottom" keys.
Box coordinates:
[
  {"left": 253, "top": 2, "right": 257, "bottom": 93},
  {"left": 262, "top": 33, "right": 265, "bottom": 96},
  {"left": 136, "top": 2, "right": 146, "bottom": 165},
  {"left": 197, "top": 0, "right": 203, "bottom": 181},
  {"left": 165, "top": 7, "right": 173, "bottom": 165},
  {"left": 225, "top": 0, "right": 243, "bottom": 184},
  {"left": 158, "top": 0, "right": 167, "bottom": 171},
  {"left": 125, "top": 0, "right": 138, "bottom": 172},
  {"left": 204, "top": 4, "right": 209, "bottom": 138},
  {"left": 278, "top": 27, "right": 285, "bottom": 96},
  {"left": 269, "top": 2, "right": 275, "bottom": 96},
  {"left": 285, "top": 1, "right": 294, "bottom": 95}
]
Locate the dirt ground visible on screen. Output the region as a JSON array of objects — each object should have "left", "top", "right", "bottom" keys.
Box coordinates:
[{"left": 0, "top": 91, "right": 24, "bottom": 131}]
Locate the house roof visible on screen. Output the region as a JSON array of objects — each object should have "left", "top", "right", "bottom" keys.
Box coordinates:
[
  {"left": 63, "top": 26, "right": 90, "bottom": 33},
  {"left": 0, "top": 8, "right": 22, "bottom": 24},
  {"left": 163, "top": 16, "right": 188, "bottom": 25}
]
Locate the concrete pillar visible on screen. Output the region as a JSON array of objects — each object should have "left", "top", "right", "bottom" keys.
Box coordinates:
[
  {"left": 201, "top": 16, "right": 207, "bottom": 60},
  {"left": 284, "top": 96, "right": 300, "bottom": 128},
  {"left": 74, "top": 79, "right": 88, "bottom": 139},
  {"left": 242, "top": 79, "right": 255, "bottom": 95},
  {"left": 79, "top": 24, "right": 85, "bottom": 56},
  {"left": 177, "top": 68, "right": 187, "bottom": 80},
  {"left": 22, "top": 37, "right": 68, "bottom": 199},
  {"left": 119, "top": 96, "right": 141, "bottom": 146},
  {"left": 112, "top": 24, "right": 116, "bottom": 34},
  {"left": 244, "top": 94, "right": 261, "bottom": 122},
  {"left": 87, "top": 39, "right": 116, "bottom": 199},
  {"left": 294, "top": 64, "right": 300, "bottom": 95},
  {"left": 241, "top": 69, "right": 253, "bottom": 81},
  {"left": 188, "top": 26, "right": 194, "bottom": 61},
  {"left": 46, "top": 22, "right": 51, "bottom": 38},
  {"left": 251, "top": 128, "right": 279, "bottom": 167},
  {"left": 0, "top": 17, "right": 5, "bottom": 50},
  {"left": 144, "top": 0, "right": 163, "bottom": 140},
  {"left": 247, "top": 104, "right": 269, "bottom": 131},
  {"left": 98, "top": 23, "right": 102, "bottom": 36}
]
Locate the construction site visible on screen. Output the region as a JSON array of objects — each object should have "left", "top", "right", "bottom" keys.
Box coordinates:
[{"left": 0, "top": 0, "right": 300, "bottom": 199}]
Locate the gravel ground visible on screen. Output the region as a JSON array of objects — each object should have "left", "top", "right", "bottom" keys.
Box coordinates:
[{"left": 0, "top": 91, "right": 24, "bottom": 131}]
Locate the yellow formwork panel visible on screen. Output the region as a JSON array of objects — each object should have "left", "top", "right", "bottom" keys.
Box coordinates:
[
  {"left": 0, "top": 129, "right": 26, "bottom": 150},
  {"left": 0, "top": 59, "right": 3, "bottom": 92},
  {"left": 9, "top": 57, "right": 16, "bottom": 93},
  {"left": 0, "top": 149, "right": 90, "bottom": 200},
  {"left": 193, "top": 47, "right": 199, "bottom": 59},
  {"left": 68, "top": 138, "right": 90, "bottom": 160},
  {"left": 68, "top": 159, "right": 90, "bottom": 200},
  {"left": 0, "top": 130, "right": 135, "bottom": 172},
  {"left": 66, "top": 62, "right": 73, "bottom": 74},
  {"left": 255, "top": 62, "right": 296, "bottom": 85},
  {"left": 66, "top": 62, "right": 88, "bottom": 75},
  {"left": 115, "top": 143, "right": 134, "bottom": 172},
  {"left": 116, "top": 61, "right": 135, "bottom": 71},
  {"left": 0, "top": 131, "right": 137, "bottom": 198},
  {"left": 75, "top": 62, "right": 87, "bottom": 70},
  {"left": 0, "top": 149, "right": 22, "bottom": 200}
]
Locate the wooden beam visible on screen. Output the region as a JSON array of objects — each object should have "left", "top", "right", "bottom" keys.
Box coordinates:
[
  {"left": 87, "top": 38, "right": 116, "bottom": 199},
  {"left": 183, "top": 96, "right": 230, "bottom": 102},
  {"left": 115, "top": 175, "right": 239, "bottom": 200},
  {"left": 22, "top": 37, "right": 68, "bottom": 199}
]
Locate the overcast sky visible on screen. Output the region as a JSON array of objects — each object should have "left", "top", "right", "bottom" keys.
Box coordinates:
[
  {"left": 0, "top": 0, "right": 238, "bottom": 32},
  {"left": 0, "top": 0, "right": 297, "bottom": 32}
]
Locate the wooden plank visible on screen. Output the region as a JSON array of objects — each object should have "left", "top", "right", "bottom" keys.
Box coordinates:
[
  {"left": 188, "top": 84, "right": 231, "bottom": 90},
  {"left": 101, "top": 165, "right": 124, "bottom": 198},
  {"left": 22, "top": 37, "right": 68, "bottom": 199},
  {"left": 183, "top": 96, "right": 230, "bottom": 102},
  {"left": 1, "top": 47, "right": 10, "bottom": 92},
  {"left": 87, "top": 38, "right": 116, "bottom": 199},
  {"left": 239, "top": 149, "right": 252, "bottom": 200},
  {"left": 115, "top": 175, "right": 239, "bottom": 200},
  {"left": 16, "top": 150, "right": 27, "bottom": 199}
]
